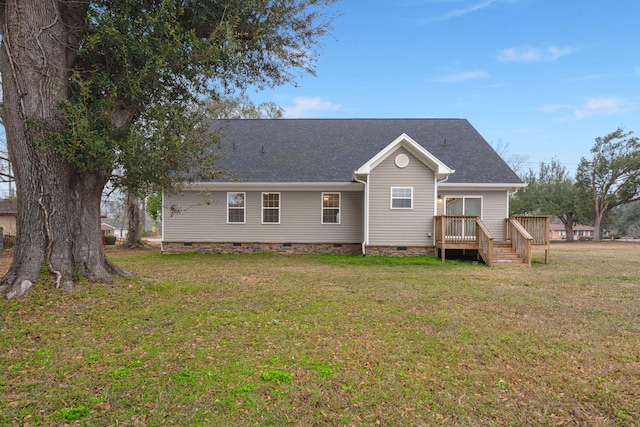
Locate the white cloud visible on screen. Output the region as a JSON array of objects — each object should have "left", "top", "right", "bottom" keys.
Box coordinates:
[
  {"left": 498, "top": 46, "right": 575, "bottom": 62},
  {"left": 437, "top": 0, "right": 497, "bottom": 20},
  {"left": 498, "top": 47, "right": 541, "bottom": 62},
  {"left": 547, "top": 46, "right": 574, "bottom": 61},
  {"left": 434, "top": 70, "right": 487, "bottom": 82},
  {"left": 573, "top": 97, "right": 628, "bottom": 119},
  {"left": 283, "top": 97, "right": 342, "bottom": 118}
]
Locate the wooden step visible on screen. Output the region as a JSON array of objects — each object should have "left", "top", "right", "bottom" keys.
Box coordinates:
[
  {"left": 491, "top": 242, "right": 526, "bottom": 265},
  {"left": 493, "top": 257, "right": 525, "bottom": 265}
]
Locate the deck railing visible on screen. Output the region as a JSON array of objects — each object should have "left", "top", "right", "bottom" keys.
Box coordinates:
[
  {"left": 436, "top": 215, "right": 489, "bottom": 262},
  {"left": 435, "top": 215, "right": 479, "bottom": 243},
  {"left": 505, "top": 218, "right": 533, "bottom": 266},
  {"left": 476, "top": 219, "right": 495, "bottom": 267},
  {"left": 507, "top": 215, "right": 550, "bottom": 263},
  {"left": 508, "top": 215, "right": 550, "bottom": 245}
]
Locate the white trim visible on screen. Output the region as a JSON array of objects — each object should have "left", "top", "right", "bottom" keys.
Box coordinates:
[
  {"left": 390, "top": 187, "right": 413, "bottom": 209},
  {"left": 321, "top": 192, "right": 341, "bottom": 225},
  {"left": 227, "top": 192, "right": 246, "bottom": 224},
  {"left": 261, "top": 192, "right": 281, "bottom": 224},
  {"left": 186, "top": 181, "right": 363, "bottom": 191},
  {"left": 439, "top": 182, "right": 526, "bottom": 189},
  {"left": 354, "top": 133, "right": 454, "bottom": 178}
]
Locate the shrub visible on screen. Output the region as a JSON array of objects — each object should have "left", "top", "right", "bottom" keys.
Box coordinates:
[
  {"left": 3, "top": 234, "right": 16, "bottom": 249},
  {"left": 104, "top": 234, "right": 117, "bottom": 245}
]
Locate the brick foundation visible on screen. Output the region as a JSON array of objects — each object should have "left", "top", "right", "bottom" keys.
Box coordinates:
[
  {"left": 162, "top": 241, "right": 362, "bottom": 255},
  {"left": 365, "top": 246, "right": 436, "bottom": 257},
  {"left": 162, "top": 241, "right": 436, "bottom": 257}
]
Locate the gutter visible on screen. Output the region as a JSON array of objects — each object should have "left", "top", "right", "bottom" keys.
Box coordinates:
[{"left": 352, "top": 174, "right": 368, "bottom": 255}]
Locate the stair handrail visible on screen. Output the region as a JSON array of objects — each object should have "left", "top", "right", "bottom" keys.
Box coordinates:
[
  {"left": 506, "top": 218, "right": 533, "bottom": 267},
  {"left": 476, "top": 218, "right": 494, "bottom": 267}
]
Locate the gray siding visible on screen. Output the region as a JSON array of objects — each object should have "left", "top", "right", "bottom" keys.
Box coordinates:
[
  {"left": 163, "top": 189, "right": 363, "bottom": 243},
  {"left": 368, "top": 147, "right": 436, "bottom": 246},
  {"left": 436, "top": 189, "right": 509, "bottom": 240}
]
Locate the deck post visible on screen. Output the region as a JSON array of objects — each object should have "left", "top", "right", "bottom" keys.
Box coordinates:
[
  {"left": 440, "top": 217, "right": 446, "bottom": 262},
  {"left": 544, "top": 216, "right": 551, "bottom": 264}
]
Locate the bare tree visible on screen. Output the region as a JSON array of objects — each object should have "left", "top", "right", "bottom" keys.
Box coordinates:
[{"left": 491, "top": 139, "right": 529, "bottom": 177}]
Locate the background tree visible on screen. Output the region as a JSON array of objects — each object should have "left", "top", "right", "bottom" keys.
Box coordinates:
[
  {"left": 145, "top": 93, "right": 284, "bottom": 226},
  {"left": 576, "top": 128, "right": 640, "bottom": 240},
  {"left": 205, "top": 93, "right": 285, "bottom": 120},
  {"left": 612, "top": 200, "right": 640, "bottom": 238},
  {"left": 491, "top": 139, "right": 529, "bottom": 177},
  {"left": 510, "top": 158, "right": 591, "bottom": 241},
  {"left": 0, "top": 112, "right": 15, "bottom": 198},
  {"left": 0, "top": 0, "right": 337, "bottom": 298}
]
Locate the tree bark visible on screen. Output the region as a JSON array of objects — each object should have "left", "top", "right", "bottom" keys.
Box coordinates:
[
  {"left": 0, "top": 1, "right": 129, "bottom": 298},
  {"left": 561, "top": 212, "right": 577, "bottom": 241},
  {"left": 594, "top": 214, "right": 604, "bottom": 241},
  {"left": 126, "top": 193, "right": 142, "bottom": 247}
]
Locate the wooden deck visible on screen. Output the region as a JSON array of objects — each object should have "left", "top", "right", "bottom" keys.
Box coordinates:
[{"left": 435, "top": 215, "right": 551, "bottom": 267}]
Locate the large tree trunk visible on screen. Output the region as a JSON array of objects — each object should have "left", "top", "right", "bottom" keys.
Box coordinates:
[
  {"left": 593, "top": 214, "right": 605, "bottom": 241},
  {"left": 0, "top": 2, "right": 129, "bottom": 298},
  {"left": 126, "top": 193, "right": 142, "bottom": 247},
  {"left": 562, "top": 212, "right": 577, "bottom": 242}
]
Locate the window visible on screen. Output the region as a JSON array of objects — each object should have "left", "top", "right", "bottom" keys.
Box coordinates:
[
  {"left": 262, "top": 192, "right": 280, "bottom": 224},
  {"left": 227, "top": 192, "right": 245, "bottom": 223},
  {"left": 391, "top": 187, "right": 413, "bottom": 209},
  {"left": 444, "top": 196, "right": 482, "bottom": 217},
  {"left": 322, "top": 193, "right": 340, "bottom": 224}
]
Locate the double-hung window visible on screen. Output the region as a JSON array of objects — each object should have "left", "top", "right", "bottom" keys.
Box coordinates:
[
  {"left": 391, "top": 187, "right": 413, "bottom": 209},
  {"left": 227, "top": 192, "right": 246, "bottom": 224},
  {"left": 262, "top": 192, "right": 280, "bottom": 224},
  {"left": 322, "top": 193, "right": 340, "bottom": 224}
]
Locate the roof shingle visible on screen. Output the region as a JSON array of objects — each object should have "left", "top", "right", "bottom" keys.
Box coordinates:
[{"left": 210, "top": 119, "right": 523, "bottom": 185}]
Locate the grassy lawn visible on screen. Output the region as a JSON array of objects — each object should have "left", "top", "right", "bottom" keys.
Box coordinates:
[{"left": 1, "top": 242, "right": 639, "bottom": 426}]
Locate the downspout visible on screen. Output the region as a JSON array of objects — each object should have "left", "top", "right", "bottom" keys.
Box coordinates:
[
  {"left": 160, "top": 192, "right": 165, "bottom": 253},
  {"left": 434, "top": 175, "right": 450, "bottom": 242},
  {"left": 353, "top": 174, "right": 368, "bottom": 255},
  {"left": 506, "top": 187, "right": 521, "bottom": 219}
]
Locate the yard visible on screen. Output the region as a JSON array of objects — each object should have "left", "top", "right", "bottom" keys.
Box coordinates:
[{"left": 1, "top": 242, "right": 639, "bottom": 426}]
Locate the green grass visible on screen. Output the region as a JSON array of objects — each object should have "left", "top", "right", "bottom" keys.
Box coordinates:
[{"left": 1, "top": 242, "right": 639, "bottom": 426}]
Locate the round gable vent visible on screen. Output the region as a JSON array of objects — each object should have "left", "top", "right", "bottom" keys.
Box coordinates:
[{"left": 395, "top": 153, "right": 409, "bottom": 168}]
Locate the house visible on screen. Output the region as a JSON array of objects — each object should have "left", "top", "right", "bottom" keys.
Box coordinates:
[
  {"left": 0, "top": 200, "right": 17, "bottom": 237},
  {"left": 550, "top": 223, "right": 596, "bottom": 240},
  {"left": 111, "top": 224, "right": 129, "bottom": 240},
  {"left": 101, "top": 222, "right": 115, "bottom": 236},
  {"left": 101, "top": 223, "right": 128, "bottom": 240},
  {"left": 162, "top": 119, "right": 548, "bottom": 265}
]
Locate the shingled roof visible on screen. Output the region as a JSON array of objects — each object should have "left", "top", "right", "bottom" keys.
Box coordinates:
[{"left": 210, "top": 119, "right": 523, "bottom": 185}]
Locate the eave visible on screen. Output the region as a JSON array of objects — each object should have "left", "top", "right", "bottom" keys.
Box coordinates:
[{"left": 184, "top": 181, "right": 365, "bottom": 192}]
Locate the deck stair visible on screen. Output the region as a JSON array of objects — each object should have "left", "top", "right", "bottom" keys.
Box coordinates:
[{"left": 490, "top": 241, "right": 525, "bottom": 265}]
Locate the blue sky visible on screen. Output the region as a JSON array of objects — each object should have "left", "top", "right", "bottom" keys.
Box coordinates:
[{"left": 249, "top": 0, "right": 640, "bottom": 175}]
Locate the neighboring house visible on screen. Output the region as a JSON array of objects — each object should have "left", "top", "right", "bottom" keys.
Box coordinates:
[
  {"left": 101, "top": 223, "right": 115, "bottom": 236},
  {"left": 550, "top": 223, "right": 597, "bottom": 240},
  {"left": 101, "top": 223, "right": 128, "bottom": 239},
  {"left": 111, "top": 224, "right": 129, "bottom": 240},
  {"left": 162, "top": 119, "right": 543, "bottom": 264},
  {"left": 0, "top": 200, "right": 17, "bottom": 236}
]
